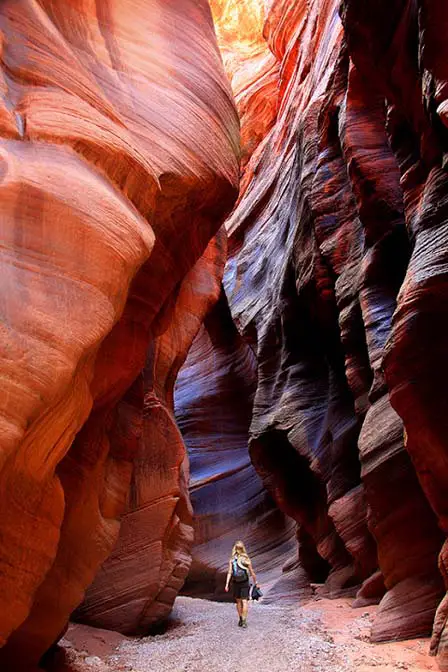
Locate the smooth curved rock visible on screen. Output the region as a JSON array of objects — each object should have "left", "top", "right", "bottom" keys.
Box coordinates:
[
  {"left": 74, "top": 231, "right": 228, "bottom": 634},
  {"left": 224, "top": 0, "right": 373, "bottom": 602},
  {"left": 210, "top": 1, "right": 279, "bottom": 171},
  {"left": 221, "top": 0, "right": 444, "bottom": 641},
  {"left": 361, "top": 0, "right": 448, "bottom": 658},
  {"left": 175, "top": 289, "right": 298, "bottom": 601},
  {"left": 0, "top": 0, "right": 239, "bottom": 666},
  {"left": 340, "top": 0, "right": 448, "bottom": 644},
  {"left": 3, "top": 0, "right": 448, "bottom": 664}
]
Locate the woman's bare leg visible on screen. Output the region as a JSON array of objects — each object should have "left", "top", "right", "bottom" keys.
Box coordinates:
[
  {"left": 241, "top": 599, "right": 249, "bottom": 625},
  {"left": 235, "top": 598, "right": 243, "bottom": 618}
]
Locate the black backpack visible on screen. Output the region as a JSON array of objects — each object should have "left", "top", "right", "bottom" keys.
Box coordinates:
[{"left": 232, "top": 558, "right": 249, "bottom": 583}]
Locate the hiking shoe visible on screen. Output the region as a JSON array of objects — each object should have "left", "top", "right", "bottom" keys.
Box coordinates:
[
  {"left": 238, "top": 617, "right": 243, "bottom": 626},
  {"left": 241, "top": 619, "right": 247, "bottom": 628}
]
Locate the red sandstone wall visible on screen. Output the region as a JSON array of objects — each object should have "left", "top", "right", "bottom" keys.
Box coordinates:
[
  {"left": 208, "top": 0, "right": 448, "bottom": 656},
  {"left": 0, "top": 0, "right": 239, "bottom": 666},
  {"left": 74, "top": 231, "right": 228, "bottom": 634},
  {"left": 2, "top": 0, "right": 448, "bottom": 667},
  {"left": 174, "top": 289, "right": 300, "bottom": 602}
]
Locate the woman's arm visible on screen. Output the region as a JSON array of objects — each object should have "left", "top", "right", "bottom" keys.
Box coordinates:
[
  {"left": 248, "top": 560, "right": 258, "bottom": 585},
  {"left": 225, "top": 560, "right": 232, "bottom": 592}
]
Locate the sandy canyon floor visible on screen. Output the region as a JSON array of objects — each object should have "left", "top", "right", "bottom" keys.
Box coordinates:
[{"left": 51, "top": 597, "right": 438, "bottom": 672}]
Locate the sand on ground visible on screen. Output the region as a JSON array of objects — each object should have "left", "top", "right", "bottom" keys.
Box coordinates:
[{"left": 52, "top": 596, "right": 439, "bottom": 672}]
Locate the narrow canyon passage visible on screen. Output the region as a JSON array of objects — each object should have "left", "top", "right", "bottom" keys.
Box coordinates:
[
  {"left": 52, "top": 598, "right": 437, "bottom": 672},
  {"left": 1, "top": 0, "right": 448, "bottom": 671}
]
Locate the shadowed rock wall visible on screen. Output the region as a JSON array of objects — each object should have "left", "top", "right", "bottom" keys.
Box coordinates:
[
  {"left": 75, "top": 231, "right": 228, "bottom": 634},
  {"left": 208, "top": 0, "right": 448, "bottom": 649},
  {"left": 175, "top": 289, "right": 300, "bottom": 602},
  {"left": 342, "top": 0, "right": 448, "bottom": 662},
  {"left": 3, "top": 0, "right": 448, "bottom": 667}
]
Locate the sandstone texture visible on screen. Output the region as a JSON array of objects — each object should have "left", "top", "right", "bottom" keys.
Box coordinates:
[
  {"left": 210, "top": 0, "right": 279, "bottom": 170},
  {"left": 2, "top": 0, "right": 448, "bottom": 669},
  {"left": 75, "top": 231, "right": 228, "bottom": 634},
  {"left": 210, "top": 0, "right": 448, "bottom": 653},
  {"left": 0, "top": 0, "right": 238, "bottom": 666},
  {"left": 175, "top": 289, "right": 298, "bottom": 600}
]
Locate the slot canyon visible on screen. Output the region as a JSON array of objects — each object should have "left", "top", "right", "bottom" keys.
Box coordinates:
[{"left": 0, "top": 0, "right": 448, "bottom": 671}]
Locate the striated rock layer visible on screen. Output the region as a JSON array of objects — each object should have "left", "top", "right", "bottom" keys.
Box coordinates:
[
  {"left": 2, "top": 0, "right": 448, "bottom": 665},
  {"left": 348, "top": 0, "right": 448, "bottom": 662},
  {"left": 208, "top": 0, "right": 448, "bottom": 647},
  {"left": 0, "top": 0, "right": 238, "bottom": 666},
  {"left": 210, "top": 0, "right": 279, "bottom": 169},
  {"left": 175, "top": 289, "right": 299, "bottom": 602},
  {"left": 75, "top": 231, "right": 228, "bottom": 634}
]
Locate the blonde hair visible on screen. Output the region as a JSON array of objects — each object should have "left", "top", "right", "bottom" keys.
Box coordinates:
[{"left": 231, "top": 540, "right": 250, "bottom": 566}]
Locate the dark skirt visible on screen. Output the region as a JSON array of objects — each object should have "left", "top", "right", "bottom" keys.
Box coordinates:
[{"left": 232, "top": 580, "right": 250, "bottom": 599}]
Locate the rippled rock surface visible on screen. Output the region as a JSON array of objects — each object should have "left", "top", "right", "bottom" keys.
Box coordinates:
[
  {"left": 175, "top": 289, "right": 298, "bottom": 601},
  {"left": 0, "top": 0, "right": 238, "bottom": 665},
  {"left": 75, "top": 232, "right": 228, "bottom": 634},
  {"left": 213, "top": 0, "right": 447, "bottom": 645},
  {"left": 3, "top": 0, "right": 448, "bottom": 665}
]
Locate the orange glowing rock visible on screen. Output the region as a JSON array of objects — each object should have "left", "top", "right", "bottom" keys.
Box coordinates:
[
  {"left": 0, "top": 0, "right": 239, "bottom": 666},
  {"left": 210, "top": 0, "right": 266, "bottom": 65},
  {"left": 210, "top": 0, "right": 279, "bottom": 168}
]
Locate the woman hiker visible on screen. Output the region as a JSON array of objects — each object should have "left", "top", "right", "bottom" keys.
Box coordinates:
[{"left": 225, "top": 540, "right": 259, "bottom": 627}]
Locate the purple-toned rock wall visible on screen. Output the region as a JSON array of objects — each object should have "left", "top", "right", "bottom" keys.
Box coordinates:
[
  {"left": 207, "top": 0, "right": 448, "bottom": 653},
  {"left": 175, "top": 290, "right": 299, "bottom": 601}
]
